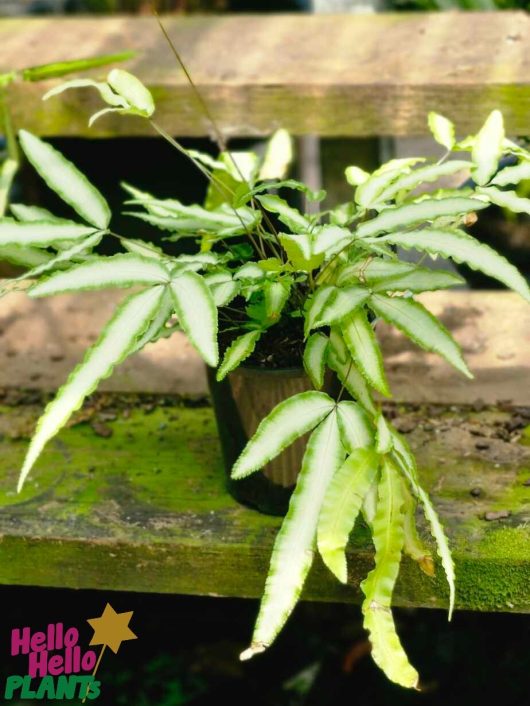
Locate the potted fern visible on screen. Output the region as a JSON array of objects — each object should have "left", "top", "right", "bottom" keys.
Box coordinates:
[{"left": 3, "top": 70, "right": 530, "bottom": 689}]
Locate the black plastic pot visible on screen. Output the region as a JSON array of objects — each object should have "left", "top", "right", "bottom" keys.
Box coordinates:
[{"left": 207, "top": 365, "right": 339, "bottom": 516}]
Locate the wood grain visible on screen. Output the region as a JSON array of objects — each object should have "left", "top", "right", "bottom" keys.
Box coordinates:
[{"left": 0, "top": 13, "right": 528, "bottom": 137}]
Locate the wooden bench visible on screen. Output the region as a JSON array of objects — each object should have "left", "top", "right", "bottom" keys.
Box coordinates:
[
  {"left": 0, "top": 13, "right": 529, "bottom": 611},
  {"left": 0, "top": 291, "right": 528, "bottom": 611},
  {"left": 1, "top": 12, "right": 529, "bottom": 137}
]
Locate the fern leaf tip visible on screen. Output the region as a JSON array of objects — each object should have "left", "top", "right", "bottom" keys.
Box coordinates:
[{"left": 239, "top": 643, "right": 266, "bottom": 661}]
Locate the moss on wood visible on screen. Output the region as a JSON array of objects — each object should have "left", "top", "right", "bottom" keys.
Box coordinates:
[{"left": 0, "top": 397, "right": 528, "bottom": 612}]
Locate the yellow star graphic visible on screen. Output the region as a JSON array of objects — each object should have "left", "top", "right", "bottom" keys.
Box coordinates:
[{"left": 87, "top": 603, "right": 137, "bottom": 654}]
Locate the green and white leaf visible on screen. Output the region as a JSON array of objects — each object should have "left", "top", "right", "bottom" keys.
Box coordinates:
[
  {"left": 375, "top": 413, "right": 393, "bottom": 455},
  {"left": 327, "top": 331, "right": 376, "bottom": 414},
  {"left": 279, "top": 232, "right": 323, "bottom": 272},
  {"left": 428, "top": 112, "right": 455, "bottom": 151},
  {"left": 477, "top": 186, "right": 530, "bottom": 216},
  {"left": 0, "top": 158, "right": 17, "bottom": 217},
  {"left": 216, "top": 330, "right": 261, "bottom": 381},
  {"left": 0, "top": 244, "right": 52, "bottom": 269},
  {"left": 345, "top": 165, "right": 369, "bottom": 187},
  {"left": 264, "top": 280, "right": 290, "bottom": 321},
  {"left": 472, "top": 110, "right": 504, "bottom": 186},
  {"left": 131, "top": 286, "right": 174, "bottom": 353},
  {"left": 43, "top": 78, "right": 128, "bottom": 109},
  {"left": 121, "top": 238, "right": 166, "bottom": 260},
  {"left": 355, "top": 166, "right": 406, "bottom": 210},
  {"left": 375, "top": 161, "right": 470, "bottom": 205},
  {"left": 341, "top": 309, "right": 390, "bottom": 396},
  {"left": 337, "top": 259, "right": 415, "bottom": 287},
  {"left": 18, "top": 130, "right": 111, "bottom": 230},
  {"left": 416, "top": 485, "right": 455, "bottom": 619},
  {"left": 356, "top": 197, "right": 487, "bottom": 238},
  {"left": 318, "top": 447, "right": 379, "bottom": 583},
  {"left": 370, "top": 267, "right": 463, "bottom": 294},
  {"left": 312, "top": 225, "right": 352, "bottom": 256},
  {"left": 402, "top": 479, "right": 434, "bottom": 577},
  {"left": 361, "top": 458, "right": 419, "bottom": 689},
  {"left": 0, "top": 220, "right": 97, "bottom": 248},
  {"left": 303, "top": 333, "right": 329, "bottom": 389},
  {"left": 170, "top": 270, "right": 219, "bottom": 367},
  {"left": 231, "top": 391, "right": 335, "bottom": 479},
  {"left": 256, "top": 194, "right": 310, "bottom": 232},
  {"left": 240, "top": 411, "right": 344, "bottom": 658},
  {"left": 375, "top": 229, "right": 530, "bottom": 303},
  {"left": 394, "top": 444, "right": 455, "bottom": 619},
  {"left": 370, "top": 293, "right": 472, "bottom": 378},
  {"left": 17, "top": 285, "right": 165, "bottom": 491},
  {"left": 10, "top": 203, "right": 66, "bottom": 223},
  {"left": 29, "top": 253, "right": 169, "bottom": 297},
  {"left": 107, "top": 69, "right": 155, "bottom": 117},
  {"left": 491, "top": 160, "right": 530, "bottom": 187},
  {"left": 336, "top": 401, "right": 374, "bottom": 453},
  {"left": 204, "top": 272, "right": 240, "bottom": 307},
  {"left": 9, "top": 231, "right": 102, "bottom": 287},
  {"left": 259, "top": 129, "right": 293, "bottom": 181},
  {"left": 308, "top": 286, "right": 370, "bottom": 332}
]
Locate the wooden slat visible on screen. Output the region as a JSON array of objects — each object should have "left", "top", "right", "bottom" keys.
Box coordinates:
[
  {"left": 0, "top": 12, "right": 529, "bottom": 137},
  {"left": 0, "top": 393, "right": 528, "bottom": 611},
  {"left": 1, "top": 291, "right": 528, "bottom": 406}
]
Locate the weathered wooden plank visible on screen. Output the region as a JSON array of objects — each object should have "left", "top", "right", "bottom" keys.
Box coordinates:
[
  {"left": 0, "top": 13, "right": 528, "bottom": 137},
  {"left": 1, "top": 290, "right": 528, "bottom": 406},
  {"left": 0, "top": 394, "right": 528, "bottom": 611}
]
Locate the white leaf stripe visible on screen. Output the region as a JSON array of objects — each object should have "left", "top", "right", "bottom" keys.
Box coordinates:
[
  {"left": 341, "top": 309, "right": 390, "bottom": 396},
  {"left": 217, "top": 330, "right": 261, "bottom": 381},
  {"left": 357, "top": 197, "right": 487, "bottom": 238},
  {"left": 303, "top": 333, "right": 329, "bottom": 389},
  {"left": 17, "top": 286, "right": 165, "bottom": 491},
  {"left": 336, "top": 401, "right": 374, "bottom": 453},
  {"left": 370, "top": 294, "right": 472, "bottom": 379},
  {"left": 376, "top": 228, "right": 530, "bottom": 303},
  {"left": 317, "top": 447, "right": 379, "bottom": 583},
  {"left": 170, "top": 271, "right": 219, "bottom": 368},
  {"left": 19, "top": 131, "right": 111, "bottom": 230},
  {"left": 29, "top": 253, "right": 170, "bottom": 297},
  {"left": 231, "top": 391, "right": 336, "bottom": 480},
  {"left": 0, "top": 221, "right": 97, "bottom": 247},
  {"left": 242, "top": 411, "right": 344, "bottom": 656}
]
